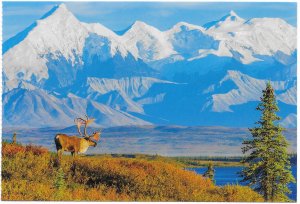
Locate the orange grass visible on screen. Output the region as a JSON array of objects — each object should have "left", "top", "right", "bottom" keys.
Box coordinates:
[{"left": 2, "top": 142, "right": 263, "bottom": 201}]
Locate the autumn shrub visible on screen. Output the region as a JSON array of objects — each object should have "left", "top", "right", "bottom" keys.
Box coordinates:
[
  {"left": 70, "top": 157, "right": 263, "bottom": 201},
  {"left": 2, "top": 179, "right": 55, "bottom": 201},
  {"left": 71, "top": 157, "right": 210, "bottom": 201},
  {"left": 25, "top": 144, "right": 48, "bottom": 156},
  {"left": 2, "top": 142, "right": 26, "bottom": 157},
  {"left": 207, "top": 185, "right": 264, "bottom": 202},
  {"left": 2, "top": 142, "right": 263, "bottom": 202},
  {"left": 2, "top": 142, "right": 48, "bottom": 157}
]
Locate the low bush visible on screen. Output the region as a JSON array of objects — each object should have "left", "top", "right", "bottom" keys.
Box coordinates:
[
  {"left": 2, "top": 142, "right": 48, "bottom": 157},
  {"left": 71, "top": 157, "right": 214, "bottom": 201},
  {"left": 2, "top": 142, "right": 263, "bottom": 201}
]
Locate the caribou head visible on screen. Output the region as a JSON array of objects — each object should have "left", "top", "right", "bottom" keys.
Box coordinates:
[{"left": 74, "top": 115, "right": 101, "bottom": 141}]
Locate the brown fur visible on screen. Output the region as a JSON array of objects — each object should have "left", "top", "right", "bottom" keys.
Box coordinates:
[{"left": 54, "top": 133, "right": 98, "bottom": 160}]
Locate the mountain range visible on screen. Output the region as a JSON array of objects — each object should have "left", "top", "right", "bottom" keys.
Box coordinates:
[{"left": 3, "top": 4, "right": 297, "bottom": 128}]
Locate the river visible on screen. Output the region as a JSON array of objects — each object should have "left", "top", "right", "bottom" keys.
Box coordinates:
[{"left": 188, "top": 166, "right": 297, "bottom": 201}]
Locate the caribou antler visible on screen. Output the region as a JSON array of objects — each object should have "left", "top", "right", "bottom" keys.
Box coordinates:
[
  {"left": 74, "top": 118, "right": 85, "bottom": 136},
  {"left": 90, "top": 128, "right": 102, "bottom": 141},
  {"left": 83, "top": 115, "right": 95, "bottom": 138},
  {"left": 74, "top": 115, "right": 95, "bottom": 138}
]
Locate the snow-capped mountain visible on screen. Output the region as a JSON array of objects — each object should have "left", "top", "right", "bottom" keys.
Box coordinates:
[
  {"left": 166, "top": 22, "right": 218, "bottom": 59},
  {"left": 122, "top": 21, "right": 176, "bottom": 62},
  {"left": 3, "top": 4, "right": 155, "bottom": 91},
  {"left": 4, "top": 4, "right": 87, "bottom": 85},
  {"left": 204, "top": 10, "right": 245, "bottom": 30},
  {"left": 202, "top": 13, "right": 296, "bottom": 64},
  {"left": 3, "top": 3, "right": 297, "bottom": 128}
]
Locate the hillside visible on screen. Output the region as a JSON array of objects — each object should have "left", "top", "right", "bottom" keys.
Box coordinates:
[{"left": 2, "top": 142, "right": 263, "bottom": 201}]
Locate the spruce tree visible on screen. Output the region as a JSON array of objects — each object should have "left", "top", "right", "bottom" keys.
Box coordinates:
[
  {"left": 12, "top": 132, "right": 17, "bottom": 144},
  {"left": 241, "top": 82, "right": 295, "bottom": 202},
  {"left": 54, "top": 168, "right": 66, "bottom": 200},
  {"left": 203, "top": 162, "right": 215, "bottom": 184}
]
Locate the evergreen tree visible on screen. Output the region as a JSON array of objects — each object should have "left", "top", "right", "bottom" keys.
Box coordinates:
[
  {"left": 203, "top": 162, "right": 215, "bottom": 183},
  {"left": 12, "top": 132, "right": 17, "bottom": 144},
  {"left": 241, "top": 82, "right": 295, "bottom": 202},
  {"left": 54, "top": 168, "right": 66, "bottom": 199}
]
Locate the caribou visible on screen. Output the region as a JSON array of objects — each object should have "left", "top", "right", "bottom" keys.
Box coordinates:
[{"left": 54, "top": 115, "right": 101, "bottom": 160}]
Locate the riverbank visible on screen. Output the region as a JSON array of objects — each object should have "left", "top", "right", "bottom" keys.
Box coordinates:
[
  {"left": 187, "top": 166, "right": 297, "bottom": 201},
  {"left": 172, "top": 156, "right": 244, "bottom": 167},
  {"left": 86, "top": 153, "right": 244, "bottom": 167},
  {"left": 89, "top": 154, "right": 296, "bottom": 168}
]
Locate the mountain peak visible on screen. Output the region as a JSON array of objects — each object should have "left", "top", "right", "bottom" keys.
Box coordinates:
[
  {"left": 58, "top": 3, "right": 67, "bottom": 9},
  {"left": 170, "top": 21, "right": 205, "bottom": 32},
  {"left": 204, "top": 10, "right": 244, "bottom": 30},
  {"left": 125, "top": 20, "right": 162, "bottom": 35},
  {"left": 115, "top": 21, "right": 149, "bottom": 35},
  {"left": 176, "top": 21, "right": 193, "bottom": 27},
  {"left": 131, "top": 21, "right": 152, "bottom": 29},
  {"left": 39, "top": 3, "right": 70, "bottom": 20},
  {"left": 3, "top": 3, "right": 72, "bottom": 54},
  {"left": 220, "top": 10, "right": 243, "bottom": 22},
  {"left": 229, "top": 10, "right": 238, "bottom": 17}
]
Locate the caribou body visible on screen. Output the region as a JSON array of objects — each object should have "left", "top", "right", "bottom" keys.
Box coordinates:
[{"left": 54, "top": 115, "right": 101, "bottom": 159}]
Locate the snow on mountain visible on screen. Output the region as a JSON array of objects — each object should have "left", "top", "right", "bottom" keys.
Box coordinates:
[
  {"left": 90, "top": 90, "right": 144, "bottom": 114},
  {"left": 3, "top": 79, "right": 38, "bottom": 93},
  {"left": 4, "top": 5, "right": 296, "bottom": 80},
  {"left": 82, "top": 22, "right": 129, "bottom": 61},
  {"left": 72, "top": 76, "right": 177, "bottom": 114},
  {"left": 3, "top": 88, "right": 77, "bottom": 127},
  {"left": 2, "top": 4, "right": 297, "bottom": 128},
  {"left": 198, "top": 12, "right": 297, "bottom": 64},
  {"left": 3, "top": 3, "right": 151, "bottom": 90},
  {"left": 203, "top": 70, "right": 294, "bottom": 112},
  {"left": 65, "top": 94, "right": 150, "bottom": 126},
  {"left": 120, "top": 10, "right": 296, "bottom": 66},
  {"left": 3, "top": 4, "right": 88, "bottom": 84},
  {"left": 122, "top": 21, "right": 176, "bottom": 62},
  {"left": 83, "top": 77, "right": 176, "bottom": 98},
  {"left": 166, "top": 22, "right": 219, "bottom": 58},
  {"left": 204, "top": 10, "right": 245, "bottom": 31},
  {"left": 242, "top": 18, "right": 296, "bottom": 57},
  {"left": 3, "top": 88, "right": 150, "bottom": 127}
]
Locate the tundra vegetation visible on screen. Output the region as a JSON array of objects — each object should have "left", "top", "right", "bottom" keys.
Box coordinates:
[{"left": 2, "top": 141, "right": 263, "bottom": 202}]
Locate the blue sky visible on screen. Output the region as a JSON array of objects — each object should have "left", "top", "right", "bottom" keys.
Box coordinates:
[{"left": 3, "top": 1, "right": 297, "bottom": 41}]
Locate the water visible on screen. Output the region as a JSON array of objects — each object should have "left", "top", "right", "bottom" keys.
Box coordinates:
[{"left": 188, "top": 166, "right": 297, "bottom": 201}]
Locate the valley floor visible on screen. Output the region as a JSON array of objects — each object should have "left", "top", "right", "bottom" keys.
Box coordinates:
[{"left": 2, "top": 126, "right": 297, "bottom": 156}]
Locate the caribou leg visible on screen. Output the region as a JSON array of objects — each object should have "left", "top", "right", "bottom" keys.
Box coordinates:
[
  {"left": 71, "top": 151, "right": 77, "bottom": 159},
  {"left": 54, "top": 149, "right": 63, "bottom": 167},
  {"left": 57, "top": 149, "right": 63, "bottom": 161}
]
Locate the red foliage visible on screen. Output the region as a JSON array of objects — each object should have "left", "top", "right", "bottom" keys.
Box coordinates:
[
  {"left": 2, "top": 143, "right": 26, "bottom": 157},
  {"left": 2, "top": 142, "right": 48, "bottom": 157}
]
